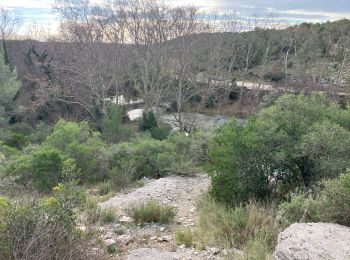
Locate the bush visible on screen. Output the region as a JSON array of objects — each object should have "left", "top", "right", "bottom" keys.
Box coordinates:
[
  {"left": 108, "top": 138, "right": 176, "bottom": 180},
  {"left": 6, "top": 146, "right": 79, "bottom": 192},
  {"left": 208, "top": 94, "right": 350, "bottom": 205},
  {"left": 279, "top": 170, "right": 350, "bottom": 226},
  {"left": 3, "top": 133, "right": 27, "bottom": 150},
  {"left": 0, "top": 185, "right": 90, "bottom": 260},
  {"left": 139, "top": 111, "right": 157, "bottom": 132},
  {"left": 101, "top": 104, "right": 131, "bottom": 143},
  {"left": 28, "top": 121, "right": 53, "bottom": 144},
  {"left": 150, "top": 126, "right": 171, "bottom": 141},
  {"left": 175, "top": 229, "right": 194, "bottom": 247},
  {"left": 127, "top": 200, "right": 177, "bottom": 224},
  {"left": 44, "top": 120, "right": 108, "bottom": 182}
]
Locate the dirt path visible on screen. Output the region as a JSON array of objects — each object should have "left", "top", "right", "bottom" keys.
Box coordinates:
[{"left": 97, "top": 174, "right": 224, "bottom": 259}]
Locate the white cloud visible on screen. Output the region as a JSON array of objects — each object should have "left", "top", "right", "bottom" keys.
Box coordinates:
[{"left": 0, "top": 0, "right": 53, "bottom": 9}]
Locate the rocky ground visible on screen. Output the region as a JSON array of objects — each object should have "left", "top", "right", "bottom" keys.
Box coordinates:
[{"left": 96, "top": 174, "right": 228, "bottom": 259}]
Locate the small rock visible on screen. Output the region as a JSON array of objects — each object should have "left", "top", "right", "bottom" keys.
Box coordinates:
[
  {"left": 105, "top": 239, "right": 116, "bottom": 246},
  {"left": 162, "top": 235, "right": 173, "bottom": 241},
  {"left": 150, "top": 236, "right": 157, "bottom": 240},
  {"left": 178, "top": 244, "right": 186, "bottom": 249},
  {"left": 157, "top": 237, "right": 165, "bottom": 242},
  {"left": 160, "top": 227, "right": 165, "bottom": 232},
  {"left": 119, "top": 216, "right": 133, "bottom": 223},
  {"left": 206, "top": 246, "right": 220, "bottom": 255}
]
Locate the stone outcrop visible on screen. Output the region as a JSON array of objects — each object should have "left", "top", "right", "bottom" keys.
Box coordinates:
[
  {"left": 272, "top": 223, "right": 350, "bottom": 260},
  {"left": 125, "top": 248, "right": 179, "bottom": 260}
]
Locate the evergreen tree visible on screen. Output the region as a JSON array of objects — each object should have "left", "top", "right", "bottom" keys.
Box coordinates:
[{"left": 0, "top": 47, "right": 21, "bottom": 126}]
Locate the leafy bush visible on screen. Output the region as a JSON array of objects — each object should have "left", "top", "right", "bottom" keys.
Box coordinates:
[
  {"left": 108, "top": 138, "right": 176, "bottom": 180},
  {"left": 150, "top": 125, "right": 171, "bottom": 141},
  {"left": 127, "top": 200, "right": 177, "bottom": 224},
  {"left": 6, "top": 146, "right": 79, "bottom": 192},
  {"left": 3, "top": 133, "right": 27, "bottom": 150},
  {"left": 101, "top": 104, "right": 131, "bottom": 143},
  {"left": 208, "top": 94, "right": 350, "bottom": 205},
  {"left": 279, "top": 170, "right": 350, "bottom": 226},
  {"left": 139, "top": 111, "right": 157, "bottom": 131},
  {"left": 28, "top": 121, "right": 53, "bottom": 144},
  {"left": 44, "top": 120, "right": 108, "bottom": 182},
  {"left": 0, "top": 184, "right": 89, "bottom": 260}
]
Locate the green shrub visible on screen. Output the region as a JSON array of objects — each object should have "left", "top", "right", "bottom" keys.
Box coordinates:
[
  {"left": 4, "top": 133, "right": 27, "bottom": 150},
  {"left": 28, "top": 121, "right": 53, "bottom": 144},
  {"left": 0, "top": 186, "right": 89, "bottom": 259},
  {"left": 106, "top": 244, "right": 117, "bottom": 254},
  {"left": 99, "top": 182, "right": 111, "bottom": 196},
  {"left": 6, "top": 146, "right": 79, "bottom": 192},
  {"left": 175, "top": 229, "right": 194, "bottom": 247},
  {"left": 127, "top": 200, "right": 177, "bottom": 224},
  {"left": 279, "top": 170, "right": 350, "bottom": 226},
  {"left": 9, "top": 122, "right": 34, "bottom": 136},
  {"left": 139, "top": 111, "right": 157, "bottom": 131},
  {"left": 208, "top": 94, "right": 350, "bottom": 205},
  {"left": 108, "top": 168, "right": 132, "bottom": 191},
  {"left": 150, "top": 126, "right": 171, "bottom": 141},
  {"left": 44, "top": 120, "right": 108, "bottom": 182},
  {"left": 101, "top": 104, "right": 131, "bottom": 143}
]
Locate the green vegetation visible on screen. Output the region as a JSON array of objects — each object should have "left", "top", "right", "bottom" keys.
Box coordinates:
[
  {"left": 196, "top": 197, "right": 278, "bottom": 254},
  {"left": 279, "top": 170, "right": 350, "bottom": 226},
  {"left": 208, "top": 94, "right": 350, "bottom": 205},
  {"left": 139, "top": 111, "right": 171, "bottom": 141},
  {"left": 0, "top": 47, "right": 21, "bottom": 127},
  {"left": 0, "top": 183, "right": 89, "bottom": 260},
  {"left": 175, "top": 229, "right": 195, "bottom": 247},
  {"left": 127, "top": 200, "right": 177, "bottom": 225}
]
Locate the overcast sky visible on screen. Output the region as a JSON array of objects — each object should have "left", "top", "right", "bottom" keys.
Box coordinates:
[{"left": 2, "top": 0, "right": 350, "bottom": 36}]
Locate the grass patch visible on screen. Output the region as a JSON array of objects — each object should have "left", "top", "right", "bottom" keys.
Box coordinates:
[
  {"left": 195, "top": 196, "right": 278, "bottom": 257},
  {"left": 85, "top": 197, "right": 116, "bottom": 224},
  {"left": 127, "top": 200, "right": 176, "bottom": 224},
  {"left": 106, "top": 244, "right": 117, "bottom": 254},
  {"left": 175, "top": 229, "right": 195, "bottom": 247}
]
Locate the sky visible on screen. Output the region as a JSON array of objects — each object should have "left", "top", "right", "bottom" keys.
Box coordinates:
[{"left": 2, "top": 0, "right": 350, "bottom": 37}]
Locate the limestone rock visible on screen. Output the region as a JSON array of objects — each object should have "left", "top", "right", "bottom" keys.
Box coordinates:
[
  {"left": 125, "top": 248, "right": 179, "bottom": 260},
  {"left": 119, "top": 216, "right": 133, "bottom": 223},
  {"left": 272, "top": 223, "right": 350, "bottom": 260}
]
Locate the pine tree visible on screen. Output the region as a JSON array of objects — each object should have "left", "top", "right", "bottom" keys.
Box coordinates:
[{"left": 0, "top": 46, "right": 21, "bottom": 125}]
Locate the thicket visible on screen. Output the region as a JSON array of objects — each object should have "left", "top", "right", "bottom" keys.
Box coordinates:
[
  {"left": 208, "top": 93, "right": 350, "bottom": 205},
  {"left": 0, "top": 183, "right": 91, "bottom": 260}
]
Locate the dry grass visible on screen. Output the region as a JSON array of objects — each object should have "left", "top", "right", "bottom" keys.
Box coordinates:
[
  {"left": 195, "top": 196, "right": 278, "bottom": 258},
  {"left": 127, "top": 200, "right": 176, "bottom": 225}
]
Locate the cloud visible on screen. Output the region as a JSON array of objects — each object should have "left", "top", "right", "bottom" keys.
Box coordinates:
[{"left": 1, "top": 0, "right": 53, "bottom": 9}]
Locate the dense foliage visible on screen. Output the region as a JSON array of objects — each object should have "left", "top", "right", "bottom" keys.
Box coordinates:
[
  {"left": 208, "top": 94, "right": 350, "bottom": 205},
  {"left": 0, "top": 183, "right": 88, "bottom": 260}
]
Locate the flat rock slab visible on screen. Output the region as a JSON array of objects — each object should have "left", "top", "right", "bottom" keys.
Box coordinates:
[
  {"left": 272, "top": 223, "right": 350, "bottom": 260},
  {"left": 125, "top": 248, "right": 179, "bottom": 260}
]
